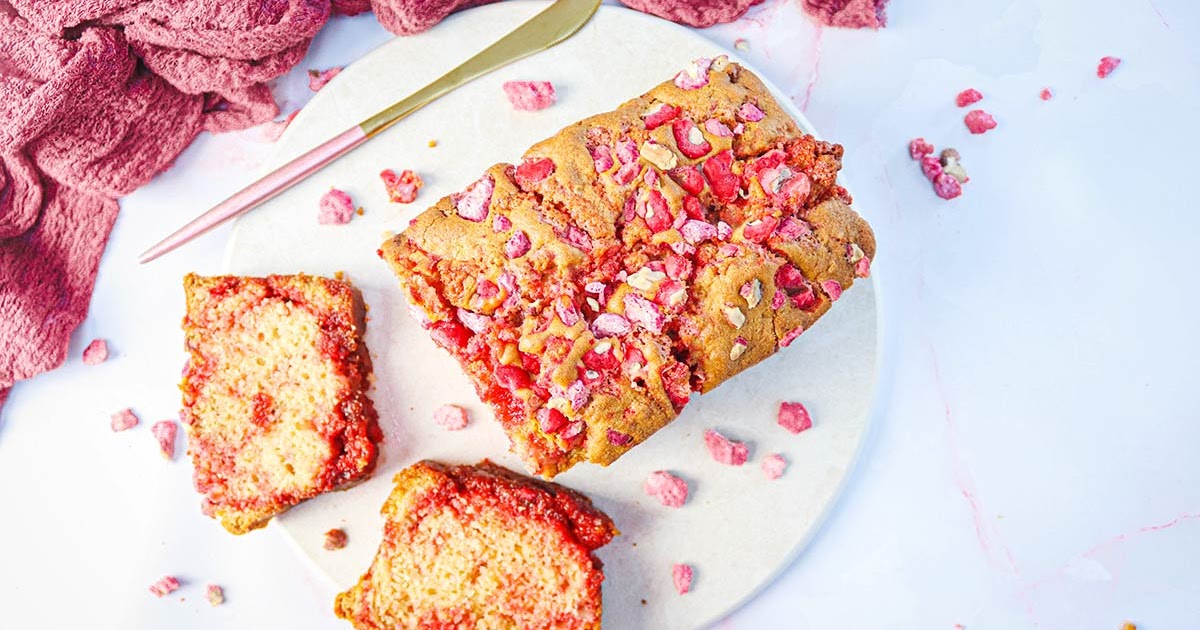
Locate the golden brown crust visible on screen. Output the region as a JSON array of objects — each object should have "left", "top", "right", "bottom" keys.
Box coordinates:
[
  {"left": 381, "top": 59, "right": 874, "bottom": 477},
  {"left": 181, "top": 273, "right": 382, "bottom": 534}
]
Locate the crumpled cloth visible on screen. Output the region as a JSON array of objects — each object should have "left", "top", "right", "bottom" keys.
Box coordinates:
[
  {"left": 803, "top": 0, "right": 889, "bottom": 29},
  {"left": 0, "top": 0, "right": 769, "bottom": 409},
  {"left": 0, "top": 1, "right": 328, "bottom": 404}
]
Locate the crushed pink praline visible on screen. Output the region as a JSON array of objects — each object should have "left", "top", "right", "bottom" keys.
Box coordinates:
[
  {"left": 762, "top": 453, "right": 788, "bottom": 479},
  {"left": 433, "top": 404, "right": 469, "bottom": 430},
  {"left": 908, "top": 137, "right": 934, "bottom": 160},
  {"left": 149, "top": 576, "right": 180, "bottom": 598},
  {"left": 152, "top": 420, "right": 178, "bottom": 459},
  {"left": 111, "top": 408, "right": 139, "bottom": 432},
  {"left": 317, "top": 189, "right": 355, "bottom": 225},
  {"left": 503, "top": 81, "right": 556, "bottom": 111},
  {"left": 703, "top": 428, "right": 749, "bottom": 466},
  {"left": 778, "top": 401, "right": 813, "bottom": 434},
  {"left": 643, "top": 470, "right": 688, "bottom": 508},
  {"left": 955, "top": 88, "right": 983, "bottom": 107},
  {"left": 82, "top": 338, "right": 108, "bottom": 365},
  {"left": 964, "top": 109, "right": 997, "bottom": 134},
  {"left": 672, "top": 563, "right": 694, "bottom": 595},
  {"left": 1097, "top": 56, "right": 1122, "bottom": 78}
]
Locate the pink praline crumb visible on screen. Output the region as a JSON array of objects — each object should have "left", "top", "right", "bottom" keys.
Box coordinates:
[
  {"left": 933, "top": 172, "right": 963, "bottom": 200},
  {"left": 324, "top": 528, "right": 348, "bottom": 550},
  {"left": 1097, "top": 56, "right": 1122, "bottom": 78},
  {"left": 643, "top": 470, "right": 688, "bottom": 508},
  {"left": 955, "top": 88, "right": 983, "bottom": 107},
  {"left": 318, "top": 189, "right": 356, "bottom": 225},
  {"left": 1040, "top": 87, "right": 1053, "bottom": 101},
  {"left": 503, "top": 81, "right": 556, "bottom": 111},
  {"left": 149, "top": 576, "right": 180, "bottom": 597},
  {"left": 778, "top": 401, "right": 813, "bottom": 434},
  {"left": 82, "top": 339, "right": 108, "bottom": 365},
  {"left": 964, "top": 109, "right": 997, "bottom": 134},
  {"left": 433, "top": 404, "right": 469, "bottom": 431},
  {"left": 308, "top": 67, "right": 342, "bottom": 92},
  {"left": 762, "top": 453, "right": 788, "bottom": 479},
  {"left": 672, "top": 563, "right": 693, "bottom": 595},
  {"left": 703, "top": 428, "right": 749, "bottom": 466},
  {"left": 908, "top": 137, "right": 934, "bottom": 160},
  {"left": 111, "top": 408, "right": 139, "bottom": 432},
  {"left": 152, "top": 420, "right": 178, "bottom": 459},
  {"left": 206, "top": 584, "right": 224, "bottom": 607}
]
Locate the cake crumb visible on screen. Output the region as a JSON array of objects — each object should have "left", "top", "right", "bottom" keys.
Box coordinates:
[
  {"left": 1097, "top": 56, "right": 1122, "bottom": 78},
  {"left": 672, "top": 563, "right": 693, "bottom": 595},
  {"left": 643, "top": 471, "right": 688, "bottom": 507},
  {"left": 334, "top": 271, "right": 345, "bottom": 281},
  {"left": 703, "top": 428, "right": 749, "bottom": 466},
  {"left": 149, "top": 576, "right": 180, "bottom": 597},
  {"left": 1040, "top": 87, "right": 1053, "bottom": 100},
  {"left": 778, "top": 401, "right": 813, "bottom": 434},
  {"left": 955, "top": 88, "right": 983, "bottom": 107},
  {"left": 1120, "top": 623, "right": 1136, "bottom": 630},
  {"left": 111, "top": 408, "right": 139, "bottom": 432},
  {"left": 206, "top": 584, "right": 224, "bottom": 606},
  {"left": 734, "top": 38, "right": 749, "bottom": 51},
  {"left": 82, "top": 339, "right": 108, "bottom": 365},
  {"left": 324, "top": 528, "right": 348, "bottom": 550},
  {"left": 762, "top": 453, "right": 788, "bottom": 479},
  {"left": 151, "top": 420, "right": 178, "bottom": 459},
  {"left": 308, "top": 67, "right": 342, "bottom": 91},
  {"left": 433, "top": 404, "right": 470, "bottom": 431},
  {"left": 503, "top": 81, "right": 556, "bottom": 111},
  {"left": 318, "top": 189, "right": 356, "bottom": 225},
  {"left": 428, "top": 139, "right": 438, "bottom": 148}
]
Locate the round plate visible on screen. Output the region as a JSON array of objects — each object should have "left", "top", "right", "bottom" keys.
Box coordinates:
[{"left": 226, "top": 3, "right": 879, "bottom": 627}]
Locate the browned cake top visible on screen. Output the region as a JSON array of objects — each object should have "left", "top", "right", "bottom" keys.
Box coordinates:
[{"left": 383, "top": 58, "right": 874, "bottom": 476}]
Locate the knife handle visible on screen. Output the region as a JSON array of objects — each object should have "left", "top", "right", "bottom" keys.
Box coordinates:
[{"left": 137, "top": 126, "right": 367, "bottom": 264}]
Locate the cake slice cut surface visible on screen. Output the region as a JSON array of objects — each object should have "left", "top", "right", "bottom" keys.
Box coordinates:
[
  {"left": 180, "top": 273, "right": 382, "bottom": 534},
  {"left": 335, "top": 460, "right": 616, "bottom": 630}
]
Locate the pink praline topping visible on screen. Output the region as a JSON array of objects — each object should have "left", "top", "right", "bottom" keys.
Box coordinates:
[
  {"left": 82, "top": 339, "right": 108, "bottom": 365},
  {"left": 672, "top": 564, "right": 694, "bottom": 595},
  {"left": 317, "top": 189, "right": 355, "bottom": 225},
  {"left": 644, "top": 470, "right": 689, "bottom": 507},
  {"left": 762, "top": 453, "right": 788, "bottom": 479},
  {"left": 703, "top": 428, "right": 749, "bottom": 466},
  {"left": 778, "top": 401, "right": 813, "bottom": 434},
  {"left": 433, "top": 404, "right": 469, "bottom": 430}
]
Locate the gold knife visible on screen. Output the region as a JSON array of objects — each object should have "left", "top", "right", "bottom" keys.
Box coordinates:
[{"left": 139, "top": 0, "right": 602, "bottom": 264}]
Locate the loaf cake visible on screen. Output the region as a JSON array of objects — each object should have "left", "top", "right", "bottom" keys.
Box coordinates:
[
  {"left": 334, "top": 460, "right": 616, "bottom": 630},
  {"left": 180, "top": 274, "right": 382, "bottom": 534},
  {"left": 381, "top": 56, "right": 875, "bottom": 477}
]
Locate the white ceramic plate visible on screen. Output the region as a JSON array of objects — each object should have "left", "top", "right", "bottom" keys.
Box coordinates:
[{"left": 225, "top": 3, "right": 879, "bottom": 628}]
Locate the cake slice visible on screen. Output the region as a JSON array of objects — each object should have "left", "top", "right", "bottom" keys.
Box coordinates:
[
  {"left": 381, "top": 56, "right": 875, "bottom": 477},
  {"left": 180, "top": 274, "right": 382, "bottom": 534},
  {"left": 334, "top": 460, "right": 616, "bottom": 630}
]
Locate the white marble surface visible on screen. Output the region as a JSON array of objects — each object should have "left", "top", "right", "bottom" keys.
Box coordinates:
[{"left": 1, "top": 0, "right": 1197, "bottom": 628}]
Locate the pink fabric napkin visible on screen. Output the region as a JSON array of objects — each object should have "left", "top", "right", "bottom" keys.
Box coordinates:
[{"left": 0, "top": 1, "right": 329, "bottom": 404}]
